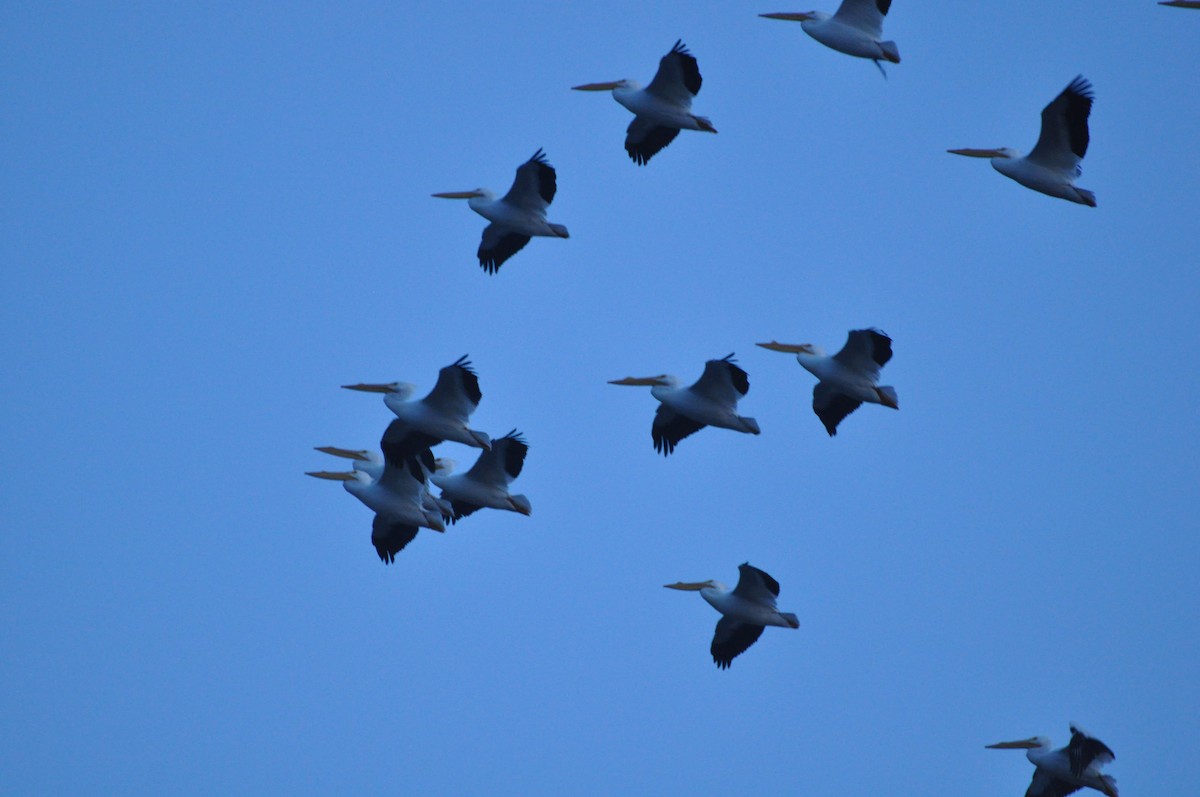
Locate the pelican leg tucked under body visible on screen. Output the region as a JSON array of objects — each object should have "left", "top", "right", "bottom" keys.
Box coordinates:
[
  {"left": 573, "top": 40, "right": 716, "bottom": 166},
  {"left": 760, "top": 0, "right": 900, "bottom": 75},
  {"left": 666, "top": 563, "right": 799, "bottom": 669},
  {"left": 987, "top": 724, "right": 1118, "bottom": 797}
]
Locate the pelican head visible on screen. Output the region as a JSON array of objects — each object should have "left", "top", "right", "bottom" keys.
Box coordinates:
[
  {"left": 608, "top": 374, "right": 674, "bottom": 387},
  {"left": 340, "top": 381, "right": 418, "bottom": 400},
  {"left": 947, "top": 147, "right": 1018, "bottom": 160},
  {"left": 985, "top": 736, "right": 1051, "bottom": 751},
  {"left": 664, "top": 580, "right": 722, "bottom": 591},
  {"left": 572, "top": 79, "right": 637, "bottom": 92}
]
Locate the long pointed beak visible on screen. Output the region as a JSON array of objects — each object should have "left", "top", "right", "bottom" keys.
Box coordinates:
[
  {"left": 572, "top": 81, "right": 623, "bottom": 91},
  {"left": 315, "top": 446, "right": 371, "bottom": 461},
  {"left": 341, "top": 382, "right": 395, "bottom": 393},
  {"left": 431, "top": 190, "right": 484, "bottom": 199},
  {"left": 664, "top": 581, "right": 710, "bottom": 591},
  {"left": 1161, "top": 1, "right": 1200, "bottom": 7},
  {"left": 305, "top": 471, "right": 357, "bottom": 481},
  {"left": 759, "top": 12, "right": 816, "bottom": 21},
  {"left": 947, "top": 148, "right": 1008, "bottom": 158},
  {"left": 608, "top": 376, "right": 666, "bottom": 386},
  {"left": 985, "top": 739, "right": 1041, "bottom": 750},
  {"left": 757, "top": 341, "right": 811, "bottom": 354}
]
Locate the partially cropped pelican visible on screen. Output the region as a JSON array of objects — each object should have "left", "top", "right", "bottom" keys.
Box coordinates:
[
  {"left": 609, "top": 354, "right": 760, "bottom": 455},
  {"left": 760, "top": 0, "right": 900, "bottom": 73},
  {"left": 431, "top": 430, "right": 532, "bottom": 522},
  {"left": 342, "top": 355, "right": 490, "bottom": 457},
  {"left": 433, "top": 149, "right": 569, "bottom": 274},
  {"left": 759, "top": 329, "right": 897, "bottom": 436},
  {"left": 987, "top": 724, "right": 1118, "bottom": 797},
  {"left": 949, "top": 75, "right": 1096, "bottom": 206},
  {"left": 573, "top": 40, "right": 716, "bottom": 165},
  {"left": 666, "top": 563, "right": 799, "bottom": 669}
]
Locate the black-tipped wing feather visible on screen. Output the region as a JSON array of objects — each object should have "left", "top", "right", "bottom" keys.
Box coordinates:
[
  {"left": 652, "top": 405, "right": 706, "bottom": 455},
  {"left": 625, "top": 117, "right": 680, "bottom": 166},
  {"left": 1024, "top": 770, "right": 1083, "bottom": 797},
  {"left": 1068, "top": 726, "right": 1115, "bottom": 777},
  {"left": 693, "top": 354, "right": 749, "bottom": 404},
  {"left": 711, "top": 617, "right": 764, "bottom": 670},
  {"left": 1029, "top": 76, "right": 1093, "bottom": 170},
  {"left": 833, "top": 328, "right": 892, "bottom": 371},
  {"left": 464, "top": 430, "right": 528, "bottom": 483},
  {"left": 371, "top": 515, "right": 419, "bottom": 564},
  {"left": 646, "top": 40, "right": 701, "bottom": 101},
  {"left": 478, "top": 225, "right": 531, "bottom": 274},
  {"left": 380, "top": 419, "right": 442, "bottom": 465},
  {"left": 813, "top": 382, "right": 863, "bottom": 436}
]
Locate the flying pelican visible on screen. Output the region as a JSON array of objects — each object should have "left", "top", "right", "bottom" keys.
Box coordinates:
[
  {"left": 949, "top": 75, "right": 1096, "bottom": 206},
  {"left": 665, "top": 563, "right": 799, "bottom": 669},
  {"left": 987, "top": 724, "right": 1118, "bottom": 797},
  {"left": 1161, "top": 1, "right": 1200, "bottom": 7},
  {"left": 759, "top": 329, "right": 898, "bottom": 436},
  {"left": 316, "top": 446, "right": 452, "bottom": 522},
  {"left": 760, "top": 0, "right": 900, "bottom": 73},
  {"left": 433, "top": 149, "right": 569, "bottom": 274},
  {"left": 573, "top": 40, "right": 716, "bottom": 165},
  {"left": 431, "top": 430, "right": 532, "bottom": 522},
  {"left": 609, "top": 354, "right": 760, "bottom": 455},
  {"left": 341, "top": 355, "right": 490, "bottom": 457}
]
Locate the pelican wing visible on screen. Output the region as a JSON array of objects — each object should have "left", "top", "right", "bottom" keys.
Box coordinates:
[
  {"left": 371, "top": 515, "right": 419, "bottom": 564},
  {"left": 1027, "top": 76, "right": 1093, "bottom": 172},
  {"left": 447, "top": 500, "right": 482, "bottom": 523},
  {"left": 1068, "top": 725, "right": 1114, "bottom": 776},
  {"left": 625, "top": 116, "right": 681, "bottom": 166},
  {"left": 465, "top": 430, "right": 528, "bottom": 485},
  {"left": 1024, "top": 770, "right": 1083, "bottom": 797},
  {"left": 423, "top": 355, "right": 482, "bottom": 418},
  {"left": 813, "top": 381, "right": 862, "bottom": 436},
  {"left": 690, "top": 354, "right": 750, "bottom": 406},
  {"left": 375, "top": 454, "right": 426, "bottom": 497},
  {"left": 501, "top": 148, "right": 556, "bottom": 213},
  {"left": 652, "top": 405, "right": 706, "bottom": 456},
  {"left": 380, "top": 418, "right": 442, "bottom": 464},
  {"left": 645, "top": 40, "right": 701, "bottom": 104},
  {"left": 832, "top": 0, "right": 890, "bottom": 37},
  {"left": 731, "top": 562, "right": 781, "bottom": 606},
  {"left": 832, "top": 328, "right": 892, "bottom": 375},
  {"left": 711, "top": 617, "right": 764, "bottom": 670},
  {"left": 478, "top": 224, "right": 531, "bottom": 274}
]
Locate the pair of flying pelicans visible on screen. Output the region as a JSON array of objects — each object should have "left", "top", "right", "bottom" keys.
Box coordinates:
[
  {"left": 307, "top": 357, "right": 531, "bottom": 563},
  {"left": 434, "top": 0, "right": 1097, "bottom": 274}
]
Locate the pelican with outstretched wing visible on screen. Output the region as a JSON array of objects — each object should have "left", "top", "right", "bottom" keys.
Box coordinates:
[
  {"left": 987, "top": 724, "right": 1118, "bottom": 797},
  {"left": 761, "top": 0, "right": 900, "bottom": 73},
  {"left": 432, "top": 430, "right": 532, "bottom": 522}
]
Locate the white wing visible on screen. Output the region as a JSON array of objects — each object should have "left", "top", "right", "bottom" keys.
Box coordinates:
[
  {"left": 689, "top": 355, "right": 749, "bottom": 408},
  {"left": 500, "top": 149, "right": 556, "bottom": 214},
  {"left": 1027, "top": 76, "right": 1093, "bottom": 173},
  {"left": 730, "top": 562, "right": 780, "bottom": 607},
  {"left": 644, "top": 40, "right": 702, "bottom": 107},
  {"left": 833, "top": 0, "right": 890, "bottom": 38},
  {"left": 831, "top": 328, "right": 892, "bottom": 379}
]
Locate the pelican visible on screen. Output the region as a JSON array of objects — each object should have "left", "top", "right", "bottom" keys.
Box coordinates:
[
  {"left": 1161, "top": 1, "right": 1200, "bottom": 7},
  {"left": 759, "top": 329, "right": 897, "bottom": 436},
  {"left": 949, "top": 75, "right": 1096, "bottom": 206},
  {"left": 316, "top": 446, "right": 452, "bottom": 522},
  {"left": 573, "top": 40, "right": 716, "bottom": 165},
  {"left": 342, "top": 355, "right": 490, "bottom": 457},
  {"left": 665, "top": 563, "right": 799, "bottom": 669},
  {"left": 609, "top": 354, "right": 760, "bottom": 455},
  {"left": 431, "top": 430, "right": 532, "bottom": 522},
  {"left": 987, "top": 724, "right": 1118, "bottom": 797},
  {"left": 433, "top": 149, "right": 569, "bottom": 274},
  {"left": 760, "top": 0, "right": 900, "bottom": 74}
]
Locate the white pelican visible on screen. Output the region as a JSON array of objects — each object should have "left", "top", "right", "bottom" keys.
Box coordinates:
[
  {"left": 665, "top": 563, "right": 799, "bottom": 669},
  {"left": 1161, "top": 1, "right": 1200, "bottom": 7},
  {"left": 342, "top": 355, "right": 490, "bottom": 457},
  {"left": 987, "top": 724, "right": 1118, "bottom": 797},
  {"left": 759, "top": 329, "right": 897, "bottom": 436},
  {"left": 433, "top": 149, "right": 569, "bottom": 274},
  {"left": 431, "top": 430, "right": 532, "bottom": 522},
  {"left": 760, "top": 0, "right": 900, "bottom": 73},
  {"left": 949, "top": 76, "right": 1096, "bottom": 207},
  {"left": 572, "top": 40, "right": 716, "bottom": 165},
  {"left": 316, "top": 446, "right": 452, "bottom": 523},
  {"left": 609, "top": 354, "right": 760, "bottom": 455}
]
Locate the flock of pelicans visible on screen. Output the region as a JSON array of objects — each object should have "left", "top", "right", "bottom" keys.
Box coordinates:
[{"left": 304, "top": 1, "right": 1200, "bottom": 793}]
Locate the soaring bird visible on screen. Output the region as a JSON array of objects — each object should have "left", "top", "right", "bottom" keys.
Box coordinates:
[
  {"left": 433, "top": 149, "right": 569, "bottom": 274},
  {"left": 987, "top": 724, "right": 1118, "bottom": 797},
  {"left": 341, "top": 355, "right": 490, "bottom": 457},
  {"left": 949, "top": 76, "right": 1096, "bottom": 206},
  {"left": 609, "top": 354, "right": 760, "bottom": 455},
  {"left": 759, "top": 329, "right": 897, "bottom": 436},
  {"left": 573, "top": 40, "right": 716, "bottom": 165},
  {"left": 431, "top": 430, "right": 532, "bottom": 522},
  {"left": 760, "top": 0, "right": 900, "bottom": 73},
  {"left": 665, "top": 563, "right": 800, "bottom": 669}
]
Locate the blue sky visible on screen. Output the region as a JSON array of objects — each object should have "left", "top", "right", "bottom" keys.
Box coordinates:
[{"left": 3, "top": 2, "right": 1198, "bottom": 794}]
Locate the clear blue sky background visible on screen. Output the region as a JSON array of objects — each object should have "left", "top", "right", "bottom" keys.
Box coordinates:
[{"left": 3, "top": 2, "right": 1198, "bottom": 794}]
